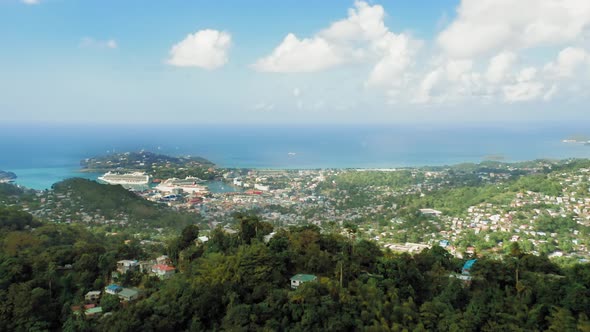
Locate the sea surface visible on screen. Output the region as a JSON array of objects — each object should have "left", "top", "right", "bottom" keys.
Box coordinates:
[{"left": 1, "top": 123, "right": 589, "bottom": 190}]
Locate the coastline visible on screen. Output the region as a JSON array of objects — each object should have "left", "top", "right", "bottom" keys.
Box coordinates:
[{"left": 8, "top": 156, "right": 590, "bottom": 191}]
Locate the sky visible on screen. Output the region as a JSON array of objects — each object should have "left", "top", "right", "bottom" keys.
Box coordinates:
[{"left": 1, "top": 0, "right": 590, "bottom": 125}]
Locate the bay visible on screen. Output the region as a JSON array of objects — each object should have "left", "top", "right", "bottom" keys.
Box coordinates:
[{"left": 1, "top": 123, "right": 589, "bottom": 190}]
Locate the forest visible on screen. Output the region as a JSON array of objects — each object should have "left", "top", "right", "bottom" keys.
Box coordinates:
[{"left": 1, "top": 208, "right": 590, "bottom": 331}]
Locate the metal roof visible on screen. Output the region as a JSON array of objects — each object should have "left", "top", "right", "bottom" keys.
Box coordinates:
[
  {"left": 463, "top": 259, "right": 477, "bottom": 271},
  {"left": 290, "top": 274, "right": 317, "bottom": 282}
]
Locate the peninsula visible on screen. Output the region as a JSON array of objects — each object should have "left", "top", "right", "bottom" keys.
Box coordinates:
[
  {"left": 0, "top": 170, "right": 16, "bottom": 183},
  {"left": 81, "top": 151, "right": 218, "bottom": 180}
]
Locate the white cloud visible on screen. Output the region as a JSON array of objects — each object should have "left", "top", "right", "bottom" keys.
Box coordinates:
[
  {"left": 366, "top": 33, "right": 419, "bottom": 87},
  {"left": 502, "top": 67, "right": 544, "bottom": 102},
  {"left": 79, "top": 37, "right": 118, "bottom": 49},
  {"left": 544, "top": 47, "right": 589, "bottom": 77},
  {"left": 253, "top": 1, "right": 419, "bottom": 76},
  {"left": 543, "top": 84, "right": 558, "bottom": 101},
  {"left": 249, "top": 1, "right": 590, "bottom": 108},
  {"left": 438, "top": 0, "right": 590, "bottom": 58},
  {"left": 252, "top": 102, "right": 275, "bottom": 111},
  {"left": 167, "top": 29, "right": 231, "bottom": 70},
  {"left": 22, "top": 0, "right": 40, "bottom": 5},
  {"left": 503, "top": 82, "right": 545, "bottom": 102},
  {"left": 486, "top": 51, "right": 517, "bottom": 83},
  {"left": 415, "top": 69, "right": 444, "bottom": 103},
  {"left": 252, "top": 34, "right": 343, "bottom": 72}
]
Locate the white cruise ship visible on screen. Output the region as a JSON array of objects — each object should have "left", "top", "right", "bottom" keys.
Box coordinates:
[
  {"left": 155, "top": 177, "right": 208, "bottom": 194},
  {"left": 98, "top": 172, "right": 150, "bottom": 185}
]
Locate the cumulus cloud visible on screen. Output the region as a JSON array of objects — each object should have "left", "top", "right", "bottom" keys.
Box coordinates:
[
  {"left": 366, "top": 33, "right": 420, "bottom": 87},
  {"left": 79, "top": 37, "right": 118, "bottom": 49},
  {"left": 502, "top": 67, "right": 544, "bottom": 102},
  {"left": 253, "top": 1, "right": 420, "bottom": 77},
  {"left": 167, "top": 29, "right": 231, "bottom": 69},
  {"left": 486, "top": 51, "right": 517, "bottom": 83},
  {"left": 437, "top": 0, "right": 590, "bottom": 58},
  {"left": 249, "top": 1, "right": 590, "bottom": 107},
  {"left": 544, "top": 47, "right": 589, "bottom": 77},
  {"left": 252, "top": 34, "right": 344, "bottom": 72}
]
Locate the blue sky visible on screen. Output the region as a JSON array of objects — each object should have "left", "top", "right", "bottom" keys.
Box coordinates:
[{"left": 1, "top": 0, "right": 590, "bottom": 125}]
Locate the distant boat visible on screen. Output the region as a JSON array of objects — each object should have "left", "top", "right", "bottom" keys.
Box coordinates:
[
  {"left": 288, "top": 152, "right": 296, "bottom": 156},
  {"left": 98, "top": 171, "right": 150, "bottom": 185}
]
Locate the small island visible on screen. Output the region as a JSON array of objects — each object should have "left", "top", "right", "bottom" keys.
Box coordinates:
[
  {"left": 562, "top": 135, "right": 590, "bottom": 145},
  {"left": 0, "top": 170, "right": 17, "bottom": 183}
]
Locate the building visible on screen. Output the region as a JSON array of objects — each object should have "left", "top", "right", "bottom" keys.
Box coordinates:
[
  {"left": 85, "top": 306, "right": 103, "bottom": 318},
  {"left": 118, "top": 288, "right": 140, "bottom": 302},
  {"left": 290, "top": 274, "right": 317, "bottom": 289},
  {"left": 151, "top": 264, "right": 176, "bottom": 279},
  {"left": 156, "top": 255, "right": 171, "bottom": 265},
  {"left": 116, "top": 260, "right": 139, "bottom": 274},
  {"left": 85, "top": 290, "right": 101, "bottom": 302},
  {"left": 462, "top": 259, "right": 477, "bottom": 275},
  {"left": 254, "top": 184, "right": 270, "bottom": 191},
  {"left": 419, "top": 208, "right": 443, "bottom": 217},
  {"left": 105, "top": 284, "right": 122, "bottom": 295}
]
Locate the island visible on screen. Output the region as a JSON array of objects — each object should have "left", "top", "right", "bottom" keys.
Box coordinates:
[
  {"left": 562, "top": 134, "right": 590, "bottom": 144},
  {"left": 0, "top": 170, "right": 17, "bottom": 183}
]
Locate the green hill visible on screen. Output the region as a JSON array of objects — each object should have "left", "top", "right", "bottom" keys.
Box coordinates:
[{"left": 51, "top": 178, "right": 199, "bottom": 231}]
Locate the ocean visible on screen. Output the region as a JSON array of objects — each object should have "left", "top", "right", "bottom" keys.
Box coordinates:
[{"left": 1, "top": 123, "right": 589, "bottom": 190}]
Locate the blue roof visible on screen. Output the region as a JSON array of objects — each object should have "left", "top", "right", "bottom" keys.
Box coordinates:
[
  {"left": 106, "top": 284, "right": 122, "bottom": 291},
  {"left": 462, "top": 259, "right": 477, "bottom": 270}
]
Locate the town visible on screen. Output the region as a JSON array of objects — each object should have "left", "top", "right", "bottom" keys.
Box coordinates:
[{"left": 6, "top": 155, "right": 590, "bottom": 266}]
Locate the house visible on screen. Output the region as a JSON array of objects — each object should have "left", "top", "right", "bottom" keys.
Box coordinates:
[
  {"left": 116, "top": 260, "right": 139, "bottom": 274},
  {"left": 419, "top": 208, "right": 443, "bottom": 217},
  {"left": 85, "top": 290, "right": 101, "bottom": 302},
  {"left": 156, "top": 255, "right": 171, "bottom": 265},
  {"left": 151, "top": 264, "right": 176, "bottom": 279},
  {"left": 85, "top": 306, "right": 103, "bottom": 317},
  {"left": 105, "top": 284, "right": 122, "bottom": 295},
  {"left": 118, "top": 288, "right": 140, "bottom": 302},
  {"left": 290, "top": 274, "right": 317, "bottom": 289},
  {"left": 462, "top": 259, "right": 477, "bottom": 275}
]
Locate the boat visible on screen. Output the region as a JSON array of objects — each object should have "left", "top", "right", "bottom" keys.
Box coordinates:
[
  {"left": 155, "top": 177, "right": 208, "bottom": 194},
  {"left": 98, "top": 172, "right": 150, "bottom": 185}
]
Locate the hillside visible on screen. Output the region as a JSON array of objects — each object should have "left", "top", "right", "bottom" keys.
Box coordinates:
[
  {"left": 2, "top": 210, "right": 588, "bottom": 331},
  {"left": 80, "top": 151, "right": 214, "bottom": 171},
  {"left": 43, "top": 178, "right": 200, "bottom": 232},
  {"left": 80, "top": 151, "right": 218, "bottom": 180}
]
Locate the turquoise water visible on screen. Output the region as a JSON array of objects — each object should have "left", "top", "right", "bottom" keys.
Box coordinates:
[
  {"left": 10, "top": 167, "right": 101, "bottom": 190},
  {"left": 204, "top": 181, "right": 244, "bottom": 193},
  {"left": 10, "top": 167, "right": 244, "bottom": 192},
  {"left": 2, "top": 124, "right": 590, "bottom": 190}
]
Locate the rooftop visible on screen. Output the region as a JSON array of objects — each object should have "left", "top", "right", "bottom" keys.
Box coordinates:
[{"left": 290, "top": 274, "right": 317, "bottom": 282}]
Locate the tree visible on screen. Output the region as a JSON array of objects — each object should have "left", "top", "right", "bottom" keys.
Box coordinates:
[{"left": 100, "top": 293, "right": 120, "bottom": 313}]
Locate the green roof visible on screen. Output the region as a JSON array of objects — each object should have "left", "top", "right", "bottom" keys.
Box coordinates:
[
  {"left": 291, "top": 274, "right": 317, "bottom": 282},
  {"left": 85, "top": 307, "right": 103, "bottom": 315},
  {"left": 118, "top": 288, "right": 139, "bottom": 299}
]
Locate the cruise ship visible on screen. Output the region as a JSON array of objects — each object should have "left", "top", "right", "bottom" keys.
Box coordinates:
[
  {"left": 98, "top": 172, "right": 150, "bottom": 185},
  {"left": 155, "top": 177, "right": 208, "bottom": 194}
]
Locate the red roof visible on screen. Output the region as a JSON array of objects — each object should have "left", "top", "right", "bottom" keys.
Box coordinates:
[{"left": 153, "top": 264, "right": 175, "bottom": 272}]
